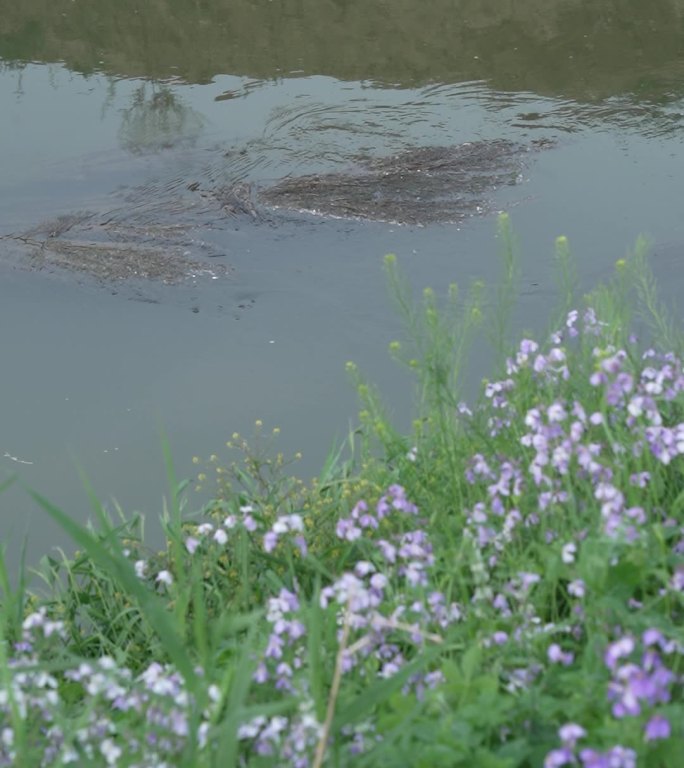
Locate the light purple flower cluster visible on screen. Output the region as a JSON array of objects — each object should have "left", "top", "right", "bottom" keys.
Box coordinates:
[
  {"left": 0, "top": 614, "right": 221, "bottom": 767},
  {"left": 321, "top": 485, "right": 460, "bottom": 690},
  {"left": 545, "top": 723, "right": 637, "bottom": 768},
  {"left": 237, "top": 711, "right": 381, "bottom": 768},
  {"left": 591, "top": 346, "right": 684, "bottom": 465},
  {"left": 544, "top": 628, "right": 679, "bottom": 767},
  {"left": 464, "top": 457, "right": 525, "bottom": 568},
  {"left": 263, "top": 513, "right": 307, "bottom": 556},
  {"left": 506, "top": 337, "right": 570, "bottom": 382},
  {"left": 237, "top": 703, "right": 321, "bottom": 768},
  {"left": 484, "top": 376, "right": 516, "bottom": 435},
  {"left": 547, "top": 642, "right": 574, "bottom": 667},
  {"left": 604, "top": 629, "right": 677, "bottom": 731},
  {"left": 335, "top": 484, "right": 418, "bottom": 542},
  {"left": 64, "top": 659, "right": 200, "bottom": 762},
  {"left": 187, "top": 504, "right": 259, "bottom": 551},
  {"left": 466, "top": 309, "right": 684, "bottom": 551},
  {"left": 0, "top": 608, "right": 69, "bottom": 766},
  {"left": 546, "top": 742, "right": 637, "bottom": 768},
  {"left": 137, "top": 500, "right": 314, "bottom": 586},
  {"left": 485, "top": 566, "right": 579, "bottom": 667},
  {"left": 255, "top": 588, "right": 307, "bottom": 692},
  {"left": 240, "top": 485, "right": 459, "bottom": 763}
]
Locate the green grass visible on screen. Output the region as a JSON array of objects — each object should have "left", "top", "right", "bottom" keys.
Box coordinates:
[{"left": 1, "top": 217, "right": 682, "bottom": 767}]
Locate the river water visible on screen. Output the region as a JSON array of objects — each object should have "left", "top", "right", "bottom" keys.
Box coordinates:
[{"left": 1, "top": 0, "right": 683, "bottom": 566}]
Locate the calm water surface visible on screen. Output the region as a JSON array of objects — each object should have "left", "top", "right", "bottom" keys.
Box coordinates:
[{"left": 1, "top": 0, "right": 684, "bottom": 566}]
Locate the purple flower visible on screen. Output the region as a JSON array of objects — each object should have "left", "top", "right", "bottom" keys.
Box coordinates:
[
  {"left": 548, "top": 403, "right": 568, "bottom": 423},
  {"left": 629, "top": 471, "right": 650, "bottom": 488},
  {"left": 642, "top": 628, "right": 665, "bottom": 648},
  {"left": 516, "top": 571, "right": 540, "bottom": 592},
  {"left": 671, "top": 567, "right": 684, "bottom": 592},
  {"left": 520, "top": 338, "right": 539, "bottom": 357},
  {"left": 351, "top": 500, "right": 368, "bottom": 519},
  {"left": 548, "top": 644, "right": 574, "bottom": 666},
  {"left": 644, "top": 714, "right": 671, "bottom": 742},
  {"left": 579, "top": 747, "right": 636, "bottom": 768},
  {"left": 545, "top": 747, "right": 576, "bottom": 767},
  {"left": 264, "top": 633, "right": 284, "bottom": 659},
  {"left": 358, "top": 513, "right": 379, "bottom": 529},
  {"left": 253, "top": 662, "right": 269, "bottom": 684},
  {"left": 336, "top": 518, "right": 362, "bottom": 541},
  {"left": 568, "top": 580, "right": 585, "bottom": 599},
  {"left": 185, "top": 537, "right": 200, "bottom": 554},
  {"left": 293, "top": 535, "right": 308, "bottom": 557},
  {"left": 376, "top": 539, "right": 397, "bottom": 562},
  {"left": 387, "top": 484, "right": 419, "bottom": 515},
  {"left": 559, "top": 723, "right": 586, "bottom": 747},
  {"left": 604, "top": 636, "right": 634, "bottom": 669}
]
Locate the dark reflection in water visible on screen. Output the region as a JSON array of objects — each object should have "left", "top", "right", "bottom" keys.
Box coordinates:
[
  {"left": 1, "top": 0, "right": 684, "bottom": 103},
  {"left": 118, "top": 83, "right": 205, "bottom": 153}
]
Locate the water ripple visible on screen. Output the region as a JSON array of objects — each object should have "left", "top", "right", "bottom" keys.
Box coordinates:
[{"left": 224, "top": 78, "right": 678, "bottom": 182}]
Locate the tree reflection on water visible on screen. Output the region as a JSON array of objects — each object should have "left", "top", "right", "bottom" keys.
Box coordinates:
[{"left": 118, "top": 83, "right": 204, "bottom": 154}]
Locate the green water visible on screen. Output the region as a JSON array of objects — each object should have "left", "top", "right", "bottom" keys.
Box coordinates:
[{"left": 1, "top": 0, "right": 684, "bottom": 566}]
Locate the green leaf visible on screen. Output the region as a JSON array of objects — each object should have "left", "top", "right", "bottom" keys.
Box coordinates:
[
  {"left": 215, "top": 621, "right": 259, "bottom": 766},
  {"left": 191, "top": 558, "right": 209, "bottom": 668},
  {"left": 334, "top": 646, "right": 440, "bottom": 729},
  {"left": 461, "top": 643, "right": 482, "bottom": 681}
]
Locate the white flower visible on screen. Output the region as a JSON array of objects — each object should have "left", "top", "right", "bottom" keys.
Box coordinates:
[
  {"left": 100, "top": 738, "right": 122, "bottom": 765},
  {"left": 185, "top": 537, "right": 200, "bottom": 555},
  {"left": 287, "top": 514, "right": 304, "bottom": 531},
  {"left": 156, "top": 570, "right": 173, "bottom": 586},
  {"left": 272, "top": 519, "right": 289, "bottom": 534},
  {"left": 562, "top": 542, "right": 577, "bottom": 564}
]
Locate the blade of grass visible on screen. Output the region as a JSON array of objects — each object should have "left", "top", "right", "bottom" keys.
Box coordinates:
[
  {"left": 191, "top": 556, "right": 209, "bottom": 668},
  {"left": 214, "top": 621, "right": 259, "bottom": 767},
  {"left": 0, "top": 539, "right": 27, "bottom": 638},
  {"left": 29, "top": 490, "right": 198, "bottom": 689}
]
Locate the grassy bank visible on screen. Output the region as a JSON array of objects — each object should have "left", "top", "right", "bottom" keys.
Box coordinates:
[{"left": 1, "top": 217, "right": 682, "bottom": 767}]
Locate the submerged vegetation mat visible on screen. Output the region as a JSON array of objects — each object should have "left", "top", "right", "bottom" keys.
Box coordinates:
[
  {"left": 1, "top": 204, "right": 230, "bottom": 284},
  {"left": 0, "top": 138, "right": 550, "bottom": 287},
  {"left": 216, "top": 139, "right": 551, "bottom": 225},
  {"left": 1, "top": 219, "right": 682, "bottom": 767}
]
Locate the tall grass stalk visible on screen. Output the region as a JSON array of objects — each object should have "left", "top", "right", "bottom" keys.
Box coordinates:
[
  {"left": 489, "top": 212, "right": 520, "bottom": 368},
  {"left": 627, "top": 235, "right": 683, "bottom": 356}
]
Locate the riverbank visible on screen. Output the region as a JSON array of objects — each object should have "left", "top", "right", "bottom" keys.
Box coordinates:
[{"left": 1, "top": 221, "right": 682, "bottom": 767}]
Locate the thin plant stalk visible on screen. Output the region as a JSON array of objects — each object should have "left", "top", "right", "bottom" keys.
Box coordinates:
[{"left": 312, "top": 605, "right": 352, "bottom": 768}]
